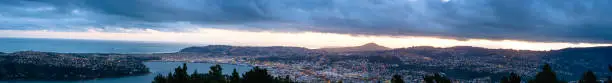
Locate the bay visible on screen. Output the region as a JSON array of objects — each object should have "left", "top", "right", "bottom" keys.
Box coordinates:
[
  {"left": 0, "top": 38, "right": 252, "bottom": 83},
  {"left": 0, "top": 62, "right": 253, "bottom": 83}
]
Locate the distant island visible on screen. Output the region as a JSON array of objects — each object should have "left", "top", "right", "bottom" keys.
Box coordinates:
[{"left": 0, "top": 51, "right": 157, "bottom": 80}]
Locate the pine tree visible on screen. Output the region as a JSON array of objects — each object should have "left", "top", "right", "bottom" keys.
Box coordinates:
[
  {"left": 171, "top": 63, "right": 189, "bottom": 83},
  {"left": 190, "top": 70, "right": 205, "bottom": 83},
  {"left": 531, "top": 64, "right": 559, "bottom": 83},
  {"left": 229, "top": 68, "right": 241, "bottom": 83},
  {"left": 153, "top": 74, "right": 167, "bottom": 83},
  {"left": 166, "top": 72, "right": 174, "bottom": 83},
  {"left": 391, "top": 74, "right": 404, "bottom": 83},
  {"left": 207, "top": 64, "right": 226, "bottom": 83},
  {"left": 152, "top": 64, "right": 294, "bottom": 83},
  {"left": 579, "top": 70, "right": 598, "bottom": 83},
  {"left": 242, "top": 67, "right": 275, "bottom": 83}
]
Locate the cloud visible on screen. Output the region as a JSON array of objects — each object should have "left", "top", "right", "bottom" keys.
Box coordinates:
[
  {"left": 1, "top": 28, "right": 610, "bottom": 51},
  {"left": 1, "top": 0, "right": 612, "bottom": 43}
]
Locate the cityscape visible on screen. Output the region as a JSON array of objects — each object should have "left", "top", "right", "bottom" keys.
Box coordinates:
[
  {"left": 1, "top": 42, "right": 611, "bottom": 83},
  {"left": 152, "top": 43, "right": 611, "bottom": 82},
  {"left": 2, "top": 0, "right": 612, "bottom": 83}
]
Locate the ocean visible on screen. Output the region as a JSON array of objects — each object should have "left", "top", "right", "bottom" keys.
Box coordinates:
[
  {"left": 0, "top": 38, "right": 193, "bottom": 54},
  {"left": 0, "top": 38, "right": 252, "bottom": 83}
]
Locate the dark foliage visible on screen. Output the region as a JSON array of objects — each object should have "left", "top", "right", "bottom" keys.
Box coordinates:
[
  {"left": 152, "top": 63, "right": 294, "bottom": 83},
  {"left": 208, "top": 65, "right": 226, "bottom": 83},
  {"left": 424, "top": 73, "right": 451, "bottom": 83},
  {"left": 500, "top": 73, "right": 521, "bottom": 83},
  {"left": 229, "top": 69, "right": 240, "bottom": 83},
  {"left": 579, "top": 70, "right": 598, "bottom": 83},
  {"left": 529, "top": 64, "right": 561, "bottom": 83},
  {"left": 153, "top": 74, "right": 167, "bottom": 83},
  {"left": 391, "top": 74, "right": 404, "bottom": 83},
  {"left": 241, "top": 66, "right": 274, "bottom": 83}
]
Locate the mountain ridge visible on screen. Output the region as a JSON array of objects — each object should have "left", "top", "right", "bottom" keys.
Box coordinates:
[{"left": 317, "top": 43, "right": 392, "bottom": 52}]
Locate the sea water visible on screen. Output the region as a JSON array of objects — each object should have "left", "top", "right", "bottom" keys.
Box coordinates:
[{"left": 0, "top": 38, "right": 192, "bottom": 54}]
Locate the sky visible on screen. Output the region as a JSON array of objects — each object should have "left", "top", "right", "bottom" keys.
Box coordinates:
[{"left": 1, "top": 0, "right": 612, "bottom": 50}]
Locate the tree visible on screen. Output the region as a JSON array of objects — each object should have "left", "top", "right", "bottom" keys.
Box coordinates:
[
  {"left": 391, "top": 74, "right": 405, "bottom": 83},
  {"left": 190, "top": 70, "right": 206, "bottom": 83},
  {"left": 166, "top": 72, "right": 174, "bottom": 83},
  {"left": 579, "top": 70, "right": 598, "bottom": 83},
  {"left": 531, "top": 64, "right": 560, "bottom": 83},
  {"left": 171, "top": 63, "right": 189, "bottom": 83},
  {"left": 152, "top": 74, "right": 167, "bottom": 83},
  {"left": 242, "top": 67, "right": 275, "bottom": 83},
  {"left": 501, "top": 73, "right": 521, "bottom": 83},
  {"left": 207, "top": 64, "right": 226, "bottom": 83},
  {"left": 152, "top": 64, "right": 293, "bottom": 83},
  {"left": 424, "top": 73, "right": 451, "bottom": 83},
  {"left": 337, "top": 80, "right": 343, "bottom": 83},
  {"left": 229, "top": 69, "right": 241, "bottom": 83}
]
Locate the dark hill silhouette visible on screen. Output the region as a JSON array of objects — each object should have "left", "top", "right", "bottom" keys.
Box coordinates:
[
  {"left": 542, "top": 46, "right": 612, "bottom": 80},
  {"left": 318, "top": 43, "right": 392, "bottom": 52},
  {"left": 179, "top": 45, "right": 322, "bottom": 56}
]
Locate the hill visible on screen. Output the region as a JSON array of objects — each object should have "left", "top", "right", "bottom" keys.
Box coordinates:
[
  {"left": 179, "top": 45, "right": 323, "bottom": 56},
  {"left": 0, "top": 51, "right": 152, "bottom": 80},
  {"left": 542, "top": 46, "right": 612, "bottom": 79},
  {"left": 318, "top": 43, "right": 392, "bottom": 52}
]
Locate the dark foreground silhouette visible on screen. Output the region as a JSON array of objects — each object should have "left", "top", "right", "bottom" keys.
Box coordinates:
[{"left": 152, "top": 63, "right": 294, "bottom": 83}]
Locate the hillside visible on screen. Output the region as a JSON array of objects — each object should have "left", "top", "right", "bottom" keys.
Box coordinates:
[
  {"left": 0, "top": 51, "right": 152, "bottom": 80},
  {"left": 179, "top": 45, "right": 323, "bottom": 56},
  {"left": 542, "top": 46, "right": 612, "bottom": 79}
]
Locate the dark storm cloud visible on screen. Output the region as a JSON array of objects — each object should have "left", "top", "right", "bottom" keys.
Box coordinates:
[{"left": 1, "top": 0, "right": 612, "bottom": 43}]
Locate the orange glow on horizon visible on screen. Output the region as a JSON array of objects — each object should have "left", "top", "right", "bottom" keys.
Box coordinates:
[{"left": 0, "top": 28, "right": 610, "bottom": 51}]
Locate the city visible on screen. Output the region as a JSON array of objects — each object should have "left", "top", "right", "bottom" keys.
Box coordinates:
[
  {"left": 2, "top": 0, "right": 612, "bottom": 83},
  {"left": 151, "top": 43, "right": 611, "bottom": 82}
]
